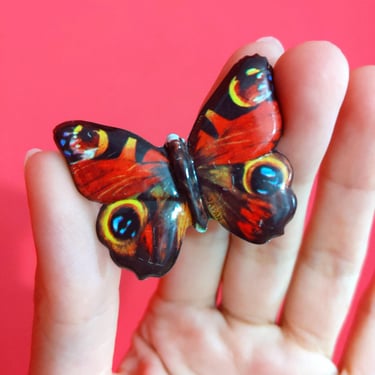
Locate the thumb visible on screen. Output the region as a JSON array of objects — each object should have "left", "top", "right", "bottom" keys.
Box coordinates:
[{"left": 25, "top": 150, "right": 121, "bottom": 375}]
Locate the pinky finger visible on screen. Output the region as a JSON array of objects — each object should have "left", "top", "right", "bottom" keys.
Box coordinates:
[{"left": 340, "top": 264, "right": 375, "bottom": 374}]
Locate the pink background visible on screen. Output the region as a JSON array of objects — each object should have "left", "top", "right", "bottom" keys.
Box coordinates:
[{"left": 1, "top": 0, "right": 374, "bottom": 372}]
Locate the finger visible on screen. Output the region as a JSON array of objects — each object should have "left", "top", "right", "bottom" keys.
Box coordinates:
[
  {"left": 26, "top": 151, "right": 121, "bottom": 375},
  {"left": 340, "top": 269, "right": 375, "bottom": 374},
  {"left": 282, "top": 66, "right": 375, "bottom": 356},
  {"left": 221, "top": 41, "right": 349, "bottom": 324},
  {"left": 157, "top": 37, "right": 285, "bottom": 307}
]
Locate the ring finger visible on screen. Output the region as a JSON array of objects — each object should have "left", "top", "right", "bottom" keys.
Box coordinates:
[{"left": 281, "top": 65, "right": 375, "bottom": 356}]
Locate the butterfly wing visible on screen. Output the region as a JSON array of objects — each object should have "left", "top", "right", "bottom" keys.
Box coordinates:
[
  {"left": 197, "top": 153, "right": 296, "bottom": 243},
  {"left": 54, "top": 121, "right": 191, "bottom": 278},
  {"left": 54, "top": 121, "right": 177, "bottom": 202},
  {"left": 97, "top": 197, "right": 191, "bottom": 279},
  {"left": 188, "top": 55, "right": 296, "bottom": 243},
  {"left": 189, "top": 55, "right": 282, "bottom": 166}
]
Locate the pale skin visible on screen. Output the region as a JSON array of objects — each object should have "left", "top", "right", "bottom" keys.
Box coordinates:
[{"left": 25, "top": 38, "right": 375, "bottom": 374}]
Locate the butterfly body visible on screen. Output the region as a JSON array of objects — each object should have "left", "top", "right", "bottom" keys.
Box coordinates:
[
  {"left": 54, "top": 54, "right": 296, "bottom": 279},
  {"left": 165, "top": 134, "right": 208, "bottom": 232}
]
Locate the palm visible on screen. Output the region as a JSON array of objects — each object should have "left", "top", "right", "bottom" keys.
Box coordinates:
[
  {"left": 123, "top": 297, "right": 337, "bottom": 374},
  {"left": 26, "top": 39, "right": 375, "bottom": 375}
]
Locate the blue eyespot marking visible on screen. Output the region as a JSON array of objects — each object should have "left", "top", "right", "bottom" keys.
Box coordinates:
[{"left": 251, "top": 165, "right": 283, "bottom": 195}]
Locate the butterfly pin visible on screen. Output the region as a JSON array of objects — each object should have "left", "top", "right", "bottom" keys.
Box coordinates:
[{"left": 54, "top": 54, "right": 297, "bottom": 279}]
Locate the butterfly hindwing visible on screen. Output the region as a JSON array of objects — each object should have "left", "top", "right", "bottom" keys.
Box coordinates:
[
  {"left": 188, "top": 55, "right": 296, "bottom": 243},
  {"left": 97, "top": 198, "right": 191, "bottom": 279},
  {"left": 54, "top": 121, "right": 191, "bottom": 278},
  {"left": 198, "top": 153, "right": 296, "bottom": 243}
]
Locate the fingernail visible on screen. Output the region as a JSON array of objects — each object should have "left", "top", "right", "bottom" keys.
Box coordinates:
[
  {"left": 256, "top": 36, "right": 278, "bottom": 42},
  {"left": 256, "top": 36, "right": 284, "bottom": 50},
  {"left": 24, "top": 148, "right": 42, "bottom": 166}
]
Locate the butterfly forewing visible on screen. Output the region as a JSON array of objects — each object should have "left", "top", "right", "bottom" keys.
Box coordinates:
[
  {"left": 54, "top": 121, "right": 177, "bottom": 202},
  {"left": 188, "top": 55, "right": 282, "bottom": 165}
]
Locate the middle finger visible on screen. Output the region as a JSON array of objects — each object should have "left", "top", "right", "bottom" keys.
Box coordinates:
[{"left": 221, "top": 41, "right": 349, "bottom": 324}]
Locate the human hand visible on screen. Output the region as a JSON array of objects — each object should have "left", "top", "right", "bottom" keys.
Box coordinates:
[{"left": 25, "top": 37, "right": 375, "bottom": 374}]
